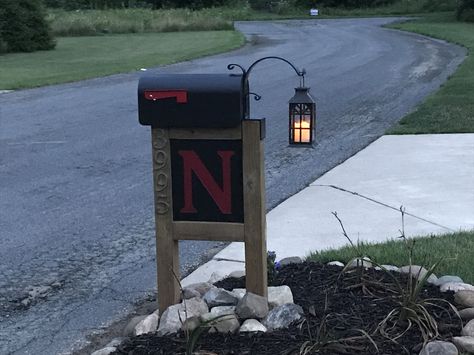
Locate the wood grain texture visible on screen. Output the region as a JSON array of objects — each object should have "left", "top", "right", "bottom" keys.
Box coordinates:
[
  {"left": 173, "top": 221, "right": 244, "bottom": 242},
  {"left": 169, "top": 127, "right": 242, "bottom": 140},
  {"left": 152, "top": 128, "right": 180, "bottom": 314},
  {"left": 242, "top": 120, "right": 268, "bottom": 298}
]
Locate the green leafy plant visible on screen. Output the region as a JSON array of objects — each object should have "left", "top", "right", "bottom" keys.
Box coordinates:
[
  {"left": 267, "top": 250, "right": 279, "bottom": 283},
  {"left": 331, "top": 207, "right": 461, "bottom": 344},
  {"left": 0, "top": 0, "right": 56, "bottom": 53},
  {"left": 184, "top": 314, "right": 234, "bottom": 355},
  {"left": 298, "top": 314, "right": 378, "bottom": 354}
]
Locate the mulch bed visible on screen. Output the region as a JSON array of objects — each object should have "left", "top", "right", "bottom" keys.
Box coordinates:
[{"left": 114, "top": 262, "right": 461, "bottom": 355}]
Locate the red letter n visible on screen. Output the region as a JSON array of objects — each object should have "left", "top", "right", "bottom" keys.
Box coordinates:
[{"left": 179, "top": 150, "right": 234, "bottom": 215}]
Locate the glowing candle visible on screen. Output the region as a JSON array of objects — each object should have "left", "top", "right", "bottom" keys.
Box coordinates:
[{"left": 293, "top": 120, "right": 311, "bottom": 143}]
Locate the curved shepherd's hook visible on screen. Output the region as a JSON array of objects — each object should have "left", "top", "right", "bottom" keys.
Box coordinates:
[{"left": 227, "top": 56, "right": 306, "bottom": 118}]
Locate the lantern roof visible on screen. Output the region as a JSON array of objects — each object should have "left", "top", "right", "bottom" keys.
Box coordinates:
[{"left": 289, "top": 87, "right": 315, "bottom": 104}]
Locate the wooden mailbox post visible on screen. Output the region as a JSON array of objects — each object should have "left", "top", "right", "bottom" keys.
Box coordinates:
[{"left": 138, "top": 74, "right": 267, "bottom": 313}]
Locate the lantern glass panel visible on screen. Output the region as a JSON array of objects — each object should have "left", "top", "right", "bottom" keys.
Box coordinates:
[{"left": 290, "top": 103, "right": 312, "bottom": 144}]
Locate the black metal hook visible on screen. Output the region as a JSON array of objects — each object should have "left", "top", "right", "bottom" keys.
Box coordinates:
[{"left": 227, "top": 56, "right": 305, "bottom": 118}]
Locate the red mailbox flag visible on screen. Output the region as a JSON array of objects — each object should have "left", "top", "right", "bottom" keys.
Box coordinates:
[{"left": 144, "top": 90, "right": 188, "bottom": 103}]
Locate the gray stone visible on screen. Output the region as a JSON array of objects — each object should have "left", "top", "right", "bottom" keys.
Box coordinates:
[
  {"left": 91, "top": 347, "right": 116, "bottom": 355},
  {"left": 105, "top": 338, "right": 124, "bottom": 348},
  {"left": 183, "top": 282, "right": 215, "bottom": 297},
  {"left": 346, "top": 257, "right": 372, "bottom": 269},
  {"left": 263, "top": 304, "right": 304, "bottom": 331},
  {"left": 181, "top": 316, "right": 201, "bottom": 333},
  {"left": 327, "top": 261, "right": 344, "bottom": 267},
  {"left": 278, "top": 257, "right": 303, "bottom": 266},
  {"left": 399, "top": 265, "right": 438, "bottom": 284},
  {"left": 453, "top": 336, "right": 474, "bottom": 353},
  {"left": 455, "top": 291, "right": 474, "bottom": 308},
  {"left": 157, "top": 297, "right": 209, "bottom": 336},
  {"left": 207, "top": 314, "right": 240, "bottom": 334},
  {"left": 435, "top": 275, "right": 464, "bottom": 286},
  {"left": 123, "top": 315, "right": 147, "bottom": 336},
  {"left": 379, "top": 265, "right": 400, "bottom": 272},
  {"left": 462, "top": 319, "right": 474, "bottom": 337},
  {"left": 134, "top": 313, "right": 159, "bottom": 335},
  {"left": 203, "top": 288, "right": 239, "bottom": 307},
  {"left": 441, "top": 282, "right": 474, "bottom": 293},
  {"left": 239, "top": 319, "right": 267, "bottom": 333},
  {"left": 459, "top": 308, "right": 474, "bottom": 321},
  {"left": 419, "top": 340, "right": 458, "bottom": 355},
  {"left": 231, "top": 288, "right": 246, "bottom": 300},
  {"left": 210, "top": 306, "right": 236, "bottom": 317},
  {"left": 229, "top": 270, "right": 246, "bottom": 278},
  {"left": 236, "top": 292, "right": 269, "bottom": 320},
  {"left": 268, "top": 286, "right": 294, "bottom": 309},
  {"left": 183, "top": 288, "right": 201, "bottom": 300}
]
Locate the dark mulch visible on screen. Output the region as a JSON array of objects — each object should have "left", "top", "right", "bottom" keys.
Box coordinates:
[{"left": 114, "top": 262, "right": 462, "bottom": 355}]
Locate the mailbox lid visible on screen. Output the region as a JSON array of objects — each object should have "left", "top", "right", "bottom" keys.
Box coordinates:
[{"left": 138, "top": 74, "right": 244, "bottom": 128}]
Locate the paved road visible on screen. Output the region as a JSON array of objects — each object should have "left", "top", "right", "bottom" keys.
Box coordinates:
[{"left": 0, "top": 18, "right": 465, "bottom": 354}]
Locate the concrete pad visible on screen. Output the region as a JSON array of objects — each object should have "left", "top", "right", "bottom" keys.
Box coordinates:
[
  {"left": 181, "top": 259, "right": 244, "bottom": 287},
  {"left": 215, "top": 134, "right": 474, "bottom": 262},
  {"left": 313, "top": 134, "right": 474, "bottom": 231}
]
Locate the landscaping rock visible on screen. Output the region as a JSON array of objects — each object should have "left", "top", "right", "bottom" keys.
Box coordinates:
[
  {"left": 105, "top": 338, "right": 124, "bottom": 348},
  {"left": 346, "top": 257, "right": 372, "bottom": 269},
  {"left": 239, "top": 319, "right": 267, "bottom": 333},
  {"left": 210, "top": 306, "right": 236, "bottom": 317},
  {"left": 123, "top": 315, "right": 147, "bottom": 337},
  {"left": 278, "top": 256, "right": 303, "bottom": 266},
  {"left": 327, "top": 261, "right": 344, "bottom": 267},
  {"left": 441, "top": 282, "right": 474, "bottom": 293},
  {"left": 263, "top": 303, "right": 304, "bottom": 331},
  {"left": 204, "top": 288, "right": 239, "bottom": 307},
  {"left": 229, "top": 270, "right": 245, "bottom": 278},
  {"left": 459, "top": 308, "right": 474, "bottom": 321},
  {"left": 157, "top": 297, "right": 209, "bottom": 336},
  {"left": 435, "top": 275, "right": 464, "bottom": 286},
  {"left": 91, "top": 347, "right": 116, "bottom": 355},
  {"left": 453, "top": 336, "right": 474, "bottom": 353},
  {"left": 455, "top": 291, "right": 474, "bottom": 308},
  {"left": 419, "top": 340, "right": 458, "bottom": 355},
  {"left": 462, "top": 319, "right": 474, "bottom": 337},
  {"left": 236, "top": 292, "right": 269, "bottom": 320},
  {"left": 207, "top": 314, "right": 240, "bottom": 334},
  {"left": 268, "top": 285, "right": 294, "bottom": 309},
  {"left": 181, "top": 316, "right": 201, "bottom": 333},
  {"left": 399, "top": 265, "right": 438, "bottom": 284},
  {"left": 183, "top": 282, "right": 215, "bottom": 297},
  {"left": 183, "top": 288, "right": 201, "bottom": 300},
  {"left": 380, "top": 264, "right": 400, "bottom": 272},
  {"left": 231, "top": 288, "right": 246, "bottom": 300},
  {"left": 134, "top": 312, "right": 159, "bottom": 335}
]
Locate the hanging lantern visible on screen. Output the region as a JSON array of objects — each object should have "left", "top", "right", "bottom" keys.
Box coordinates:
[{"left": 289, "top": 87, "right": 316, "bottom": 146}]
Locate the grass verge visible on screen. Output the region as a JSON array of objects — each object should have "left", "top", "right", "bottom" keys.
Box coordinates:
[
  {"left": 307, "top": 230, "right": 474, "bottom": 285},
  {"left": 0, "top": 31, "right": 244, "bottom": 89},
  {"left": 47, "top": 7, "right": 305, "bottom": 36},
  {"left": 387, "top": 13, "right": 474, "bottom": 133}
]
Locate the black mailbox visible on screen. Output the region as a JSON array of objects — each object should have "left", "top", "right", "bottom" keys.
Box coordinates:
[{"left": 138, "top": 74, "right": 245, "bottom": 129}]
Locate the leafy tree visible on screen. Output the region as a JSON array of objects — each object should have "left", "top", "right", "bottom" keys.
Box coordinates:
[
  {"left": 457, "top": 0, "right": 474, "bottom": 22},
  {"left": 0, "top": 0, "right": 55, "bottom": 53}
]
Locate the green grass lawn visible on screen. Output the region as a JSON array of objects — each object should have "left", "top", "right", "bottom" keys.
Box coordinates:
[
  {"left": 387, "top": 14, "right": 474, "bottom": 133},
  {"left": 0, "top": 31, "right": 244, "bottom": 89},
  {"left": 307, "top": 230, "right": 474, "bottom": 284}
]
